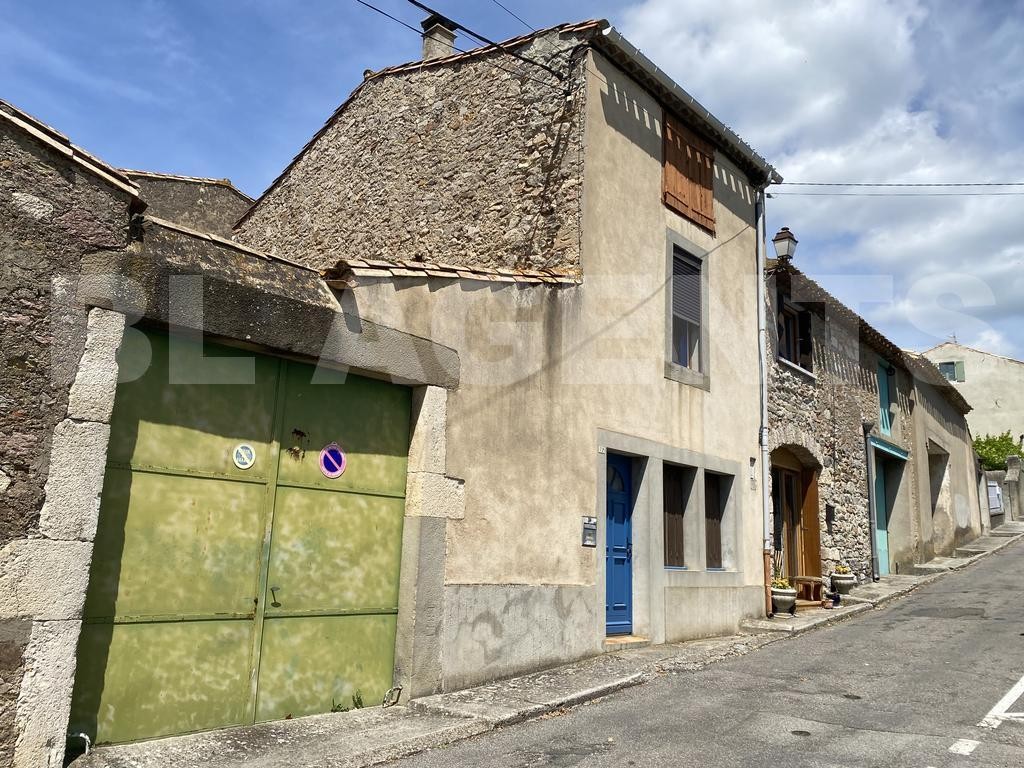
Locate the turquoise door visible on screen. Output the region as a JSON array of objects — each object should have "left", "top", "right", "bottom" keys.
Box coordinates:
[
  {"left": 605, "top": 454, "right": 633, "bottom": 635},
  {"left": 874, "top": 456, "right": 890, "bottom": 576}
]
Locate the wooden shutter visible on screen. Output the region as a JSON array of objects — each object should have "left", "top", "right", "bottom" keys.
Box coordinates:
[
  {"left": 797, "top": 310, "right": 813, "bottom": 371},
  {"left": 672, "top": 254, "right": 701, "bottom": 324},
  {"left": 664, "top": 465, "right": 687, "bottom": 567},
  {"left": 704, "top": 474, "right": 723, "bottom": 569},
  {"left": 663, "top": 112, "right": 716, "bottom": 233}
]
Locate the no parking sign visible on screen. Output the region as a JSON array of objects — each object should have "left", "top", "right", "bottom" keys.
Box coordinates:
[{"left": 319, "top": 442, "right": 347, "bottom": 478}]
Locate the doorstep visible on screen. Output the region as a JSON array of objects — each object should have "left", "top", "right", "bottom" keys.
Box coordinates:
[{"left": 603, "top": 634, "right": 651, "bottom": 652}]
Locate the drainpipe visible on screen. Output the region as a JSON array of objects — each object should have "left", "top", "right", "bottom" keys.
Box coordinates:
[
  {"left": 755, "top": 186, "right": 773, "bottom": 616},
  {"left": 862, "top": 420, "right": 880, "bottom": 581}
]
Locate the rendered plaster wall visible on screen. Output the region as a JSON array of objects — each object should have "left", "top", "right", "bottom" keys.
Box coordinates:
[
  {"left": 923, "top": 342, "right": 1024, "bottom": 440},
  {"left": 125, "top": 175, "right": 253, "bottom": 237},
  {"left": 235, "top": 29, "right": 588, "bottom": 272},
  {"left": 343, "top": 49, "right": 766, "bottom": 687},
  {"left": 0, "top": 119, "right": 134, "bottom": 768},
  {"left": 766, "top": 276, "right": 917, "bottom": 580},
  {"left": 910, "top": 380, "right": 983, "bottom": 560}
]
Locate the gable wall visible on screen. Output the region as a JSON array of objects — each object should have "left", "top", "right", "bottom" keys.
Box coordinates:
[{"left": 234, "top": 30, "right": 589, "bottom": 272}]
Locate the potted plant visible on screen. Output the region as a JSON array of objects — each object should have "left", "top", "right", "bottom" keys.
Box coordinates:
[
  {"left": 771, "top": 575, "right": 797, "bottom": 615},
  {"left": 831, "top": 565, "right": 857, "bottom": 595}
]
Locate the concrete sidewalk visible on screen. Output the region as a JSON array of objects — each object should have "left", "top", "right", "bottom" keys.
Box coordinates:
[{"left": 76, "top": 523, "right": 1023, "bottom": 768}]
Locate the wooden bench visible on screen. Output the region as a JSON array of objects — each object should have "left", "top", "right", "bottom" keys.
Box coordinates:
[{"left": 791, "top": 576, "right": 828, "bottom": 608}]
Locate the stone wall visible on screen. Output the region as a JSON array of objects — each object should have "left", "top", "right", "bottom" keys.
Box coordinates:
[
  {"left": 235, "top": 29, "right": 588, "bottom": 272},
  {"left": 125, "top": 174, "right": 252, "bottom": 237},
  {"left": 766, "top": 273, "right": 916, "bottom": 580},
  {"left": 0, "top": 114, "right": 134, "bottom": 768}
]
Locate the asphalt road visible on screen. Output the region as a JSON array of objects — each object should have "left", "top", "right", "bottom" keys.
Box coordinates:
[{"left": 396, "top": 540, "right": 1024, "bottom": 767}]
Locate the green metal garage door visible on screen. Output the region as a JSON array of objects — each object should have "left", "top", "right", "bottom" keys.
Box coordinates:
[{"left": 69, "top": 330, "right": 410, "bottom": 744}]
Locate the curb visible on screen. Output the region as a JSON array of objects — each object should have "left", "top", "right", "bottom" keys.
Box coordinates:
[{"left": 409, "top": 671, "right": 647, "bottom": 728}]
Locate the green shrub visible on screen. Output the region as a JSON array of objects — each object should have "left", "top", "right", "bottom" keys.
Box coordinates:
[{"left": 974, "top": 431, "right": 1021, "bottom": 471}]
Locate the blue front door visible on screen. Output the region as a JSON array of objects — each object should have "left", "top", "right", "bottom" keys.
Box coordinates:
[
  {"left": 874, "top": 455, "right": 890, "bottom": 576},
  {"left": 606, "top": 454, "right": 633, "bottom": 635}
]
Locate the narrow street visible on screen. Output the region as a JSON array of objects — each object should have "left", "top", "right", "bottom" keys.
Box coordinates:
[{"left": 396, "top": 541, "right": 1024, "bottom": 768}]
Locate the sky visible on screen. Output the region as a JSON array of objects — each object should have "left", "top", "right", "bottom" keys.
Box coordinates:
[{"left": 3, "top": 0, "right": 1023, "bottom": 358}]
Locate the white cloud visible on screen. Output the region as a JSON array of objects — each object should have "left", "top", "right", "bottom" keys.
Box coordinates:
[{"left": 619, "top": 0, "right": 1024, "bottom": 358}]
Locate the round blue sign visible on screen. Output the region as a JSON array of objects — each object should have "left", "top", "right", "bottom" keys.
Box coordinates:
[{"left": 319, "top": 443, "right": 347, "bottom": 478}]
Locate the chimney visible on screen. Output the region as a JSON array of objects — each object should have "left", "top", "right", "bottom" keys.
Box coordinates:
[{"left": 421, "top": 13, "right": 457, "bottom": 59}]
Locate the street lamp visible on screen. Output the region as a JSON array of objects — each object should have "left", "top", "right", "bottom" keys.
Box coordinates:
[{"left": 772, "top": 227, "right": 798, "bottom": 263}]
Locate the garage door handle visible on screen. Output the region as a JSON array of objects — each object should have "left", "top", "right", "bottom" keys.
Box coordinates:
[{"left": 270, "top": 586, "right": 282, "bottom": 607}]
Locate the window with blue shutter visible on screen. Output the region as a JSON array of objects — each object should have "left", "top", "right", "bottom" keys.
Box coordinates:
[
  {"left": 672, "top": 252, "right": 701, "bottom": 370},
  {"left": 877, "top": 362, "right": 893, "bottom": 435}
]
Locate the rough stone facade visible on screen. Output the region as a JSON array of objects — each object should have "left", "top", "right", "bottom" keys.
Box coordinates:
[
  {"left": 0, "top": 115, "right": 132, "bottom": 550},
  {"left": 766, "top": 269, "right": 916, "bottom": 581},
  {"left": 124, "top": 173, "right": 253, "bottom": 237},
  {"left": 235, "top": 28, "right": 589, "bottom": 272},
  {"left": 1, "top": 104, "right": 137, "bottom": 768}
]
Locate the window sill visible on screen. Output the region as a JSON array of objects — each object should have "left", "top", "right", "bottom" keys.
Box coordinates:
[
  {"left": 665, "top": 566, "right": 689, "bottom": 571},
  {"left": 777, "top": 356, "right": 817, "bottom": 382},
  {"left": 664, "top": 361, "right": 710, "bottom": 391}
]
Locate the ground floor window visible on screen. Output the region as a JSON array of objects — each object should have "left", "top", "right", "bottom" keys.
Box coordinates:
[
  {"left": 663, "top": 463, "right": 696, "bottom": 567},
  {"left": 704, "top": 472, "right": 730, "bottom": 569}
]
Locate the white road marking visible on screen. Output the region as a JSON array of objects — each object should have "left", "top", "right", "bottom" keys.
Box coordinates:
[
  {"left": 949, "top": 739, "right": 979, "bottom": 755},
  {"left": 978, "top": 671, "right": 1024, "bottom": 729}
]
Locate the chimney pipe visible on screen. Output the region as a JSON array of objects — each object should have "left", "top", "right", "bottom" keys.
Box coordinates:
[{"left": 421, "top": 13, "right": 457, "bottom": 59}]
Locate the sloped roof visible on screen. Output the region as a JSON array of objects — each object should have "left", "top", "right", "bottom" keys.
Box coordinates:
[
  {"left": 923, "top": 340, "right": 1024, "bottom": 368},
  {"left": 234, "top": 18, "right": 778, "bottom": 230},
  {"left": 0, "top": 98, "right": 142, "bottom": 205},
  {"left": 122, "top": 169, "right": 253, "bottom": 201},
  {"left": 768, "top": 258, "right": 971, "bottom": 414},
  {"left": 901, "top": 350, "right": 972, "bottom": 414}
]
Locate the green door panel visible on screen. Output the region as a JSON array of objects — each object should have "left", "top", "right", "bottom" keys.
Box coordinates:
[
  {"left": 275, "top": 362, "right": 411, "bottom": 496},
  {"left": 265, "top": 488, "right": 405, "bottom": 614},
  {"left": 255, "top": 614, "right": 398, "bottom": 722},
  {"left": 108, "top": 330, "right": 279, "bottom": 479},
  {"left": 69, "top": 619, "right": 253, "bottom": 744},
  {"left": 72, "top": 333, "right": 411, "bottom": 744},
  {"left": 85, "top": 468, "right": 265, "bottom": 620}
]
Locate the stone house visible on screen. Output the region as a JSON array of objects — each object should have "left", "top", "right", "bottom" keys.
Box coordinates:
[
  {"left": 1, "top": 17, "right": 786, "bottom": 763},
  {"left": 766, "top": 253, "right": 984, "bottom": 594}
]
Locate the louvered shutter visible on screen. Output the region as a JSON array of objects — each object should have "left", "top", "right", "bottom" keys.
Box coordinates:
[
  {"left": 798, "top": 310, "right": 813, "bottom": 371},
  {"left": 673, "top": 254, "right": 701, "bottom": 324},
  {"left": 663, "top": 112, "right": 716, "bottom": 233}
]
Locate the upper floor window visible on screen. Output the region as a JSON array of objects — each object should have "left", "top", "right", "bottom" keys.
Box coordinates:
[
  {"left": 877, "top": 361, "right": 893, "bottom": 435},
  {"left": 777, "top": 293, "right": 813, "bottom": 372},
  {"left": 938, "top": 361, "right": 965, "bottom": 382},
  {"left": 663, "top": 113, "right": 715, "bottom": 234},
  {"left": 672, "top": 252, "right": 702, "bottom": 370}
]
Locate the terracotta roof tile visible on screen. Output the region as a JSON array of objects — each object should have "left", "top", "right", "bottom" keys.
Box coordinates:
[{"left": 324, "top": 257, "right": 581, "bottom": 287}]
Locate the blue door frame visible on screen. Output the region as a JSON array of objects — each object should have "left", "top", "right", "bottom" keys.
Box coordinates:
[
  {"left": 606, "top": 454, "right": 633, "bottom": 635},
  {"left": 874, "top": 455, "right": 890, "bottom": 576}
]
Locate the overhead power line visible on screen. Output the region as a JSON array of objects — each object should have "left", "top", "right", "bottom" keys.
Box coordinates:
[
  {"left": 403, "top": 0, "right": 563, "bottom": 80},
  {"left": 352, "top": 0, "right": 564, "bottom": 92},
  {"left": 488, "top": 0, "right": 535, "bottom": 32},
  {"left": 776, "top": 181, "right": 1024, "bottom": 187},
  {"left": 770, "top": 190, "right": 1024, "bottom": 197}
]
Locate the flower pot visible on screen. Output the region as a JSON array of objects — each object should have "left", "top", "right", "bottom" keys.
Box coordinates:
[
  {"left": 831, "top": 573, "right": 857, "bottom": 595},
  {"left": 771, "top": 587, "right": 797, "bottom": 615}
]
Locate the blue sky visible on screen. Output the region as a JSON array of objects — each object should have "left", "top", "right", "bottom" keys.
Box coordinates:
[{"left": 3, "top": 1, "right": 1023, "bottom": 357}]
